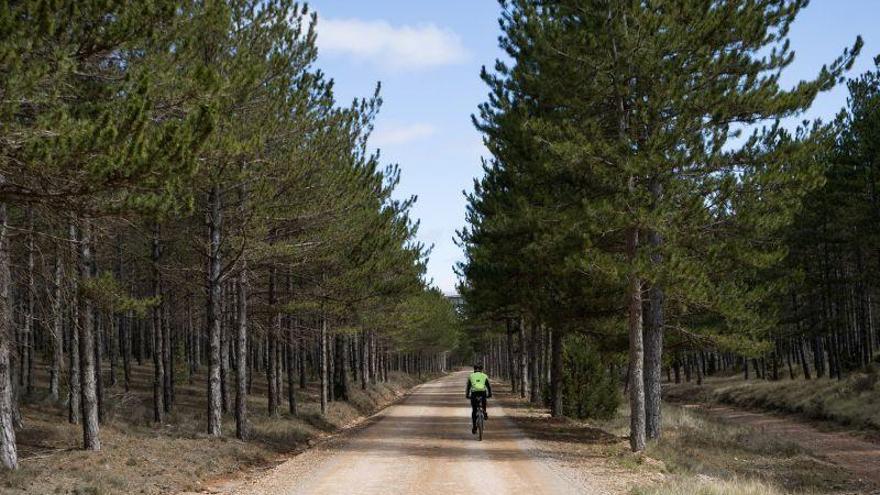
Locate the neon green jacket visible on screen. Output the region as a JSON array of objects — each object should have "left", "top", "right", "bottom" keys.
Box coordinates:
[{"left": 466, "top": 372, "right": 492, "bottom": 397}]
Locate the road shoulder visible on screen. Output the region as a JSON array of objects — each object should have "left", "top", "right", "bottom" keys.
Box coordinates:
[{"left": 495, "top": 390, "right": 659, "bottom": 495}]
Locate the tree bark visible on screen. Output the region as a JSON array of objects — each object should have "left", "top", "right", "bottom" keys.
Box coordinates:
[
  {"left": 627, "top": 227, "right": 646, "bottom": 452},
  {"left": 151, "top": 228, "right": 164, "bottom": 423},
  {"left": 0, "top": 203, "right": 18, "bottom": 469},
  {"left": 644, "top": 299, "right": 663, "bottom": 433},
  {"left": 549, "top": 330, "right": 563, "bottom": 417},
  {"left": 24, "top": 208, "right": 34, "bottom": 396},
  {"left": 49, "top": 256, "right": 63, "bottom": 402},
  {"left": 235, "top": 271, "right": 248, "bottom": 440},
  {"left": 287, "top": 320, "right": 297, "bottom": 415},
  {"left": 644, "top": 180, "right": 664, "bottom": 441},
  {"left": 333, "top": 333, "right": 348, "bottom": 401},
  {"left": 220, "top": 285, "right": 230, "bottom": 414},
  {"left": 506, "top": 320, "right": 515, "bottom": 389},
  {"left": 192, "top": 298, "right": 200, "bottom": 372},
  {"left": 320, "top": 314, "right": 328, "bottom": 414},
  {"left": 360, "top": 331, "right": 368, "bottom": 390},
  {"left": 518, "top": 317, "right": 528, "bottom": 399},
  {"left": 123, "top": 310, "right": 132, "bottom": 391},
  {"left": 529, "top": 323, "right": 539, "bottom": 403},
  {"left": 267, "top": 270, "right": 278, "bottom": 416},
  {"left": 298, "top": 333, "right": 307, "bottom": 389},
  {"left": 163, "top": 299, "right": 173, "bottom": 411},
  {"left": 68, "top": 226, "right": 81, "bottom": 425},
  {"left": 94, "top": 310, "right": 104, "bottom": 424},
  {"left": 206, "top": 184, "right": 223, "bottom": 436},
  {"left": 78, "top": 221, "right": 101, "bottom": 451}
]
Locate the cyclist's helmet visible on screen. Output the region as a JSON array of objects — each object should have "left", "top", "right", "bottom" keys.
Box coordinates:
[{"left": 473, "top": 363, "right": 484, "bottom": 371}]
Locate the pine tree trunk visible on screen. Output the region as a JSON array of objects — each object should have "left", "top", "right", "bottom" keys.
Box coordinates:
[
  {"left": 78, "top": 221, "right": 100, "bottom": 451},
  {"left": 799, "top": 338, "right": 811, "bottom": 379},
  {"left": 94, "top": 311, "right": 104, "bottom": 424},
  {"left": 122, "top": 311, "right": 131, "bottom": 391},
  {"left": 136, "top": 315, "right": 144, "bottom": 366},
  {"left": 382, "top": 346, "right": 388, "bottom": 382},
  {"left": 186, "top": 300, "right": 195, "bottom": 382},
  {"left": 192, "top": 299, "right": 201, "bottom": 373},
  {"left": 24, "top": 208, "right": 34, "bottom": 397},
  {"left": 550, "top": 330, "right": 563, "bottom": 417},
  {"left": 360, "top": 331, "right": 368, "bottom": 390},
  {"left": 528, "top": 323, "right": 539, "bottom": 403},
  {"left": 697, "top": 354, "right": 705, "bottom": 385},
  {"left": 151, "top": 229, "right": 164, "bottom": 424},
  {"left": 275, "top": 336, "right": 282, "bottom": 411},
  {"left": 320, "top": 315, "right": 328, "bottom": 415},
  {"left": 49, "top": 256, "right": 63, "bottom": 402},
  {"left": 68, "top": 229, "right": 81, "bottom": 425},
  {"left": 299, "top": 334, "right": 307, "bottom": 390},
  {"left": 370, "top": 331, "right": 378, "bottom": 384},
  {"left": 334, "top": 334, "right": 348, "bottom": 401},
  {"left": 206, "top": 185, "right": 223, "bottom": 437},
  {"left": 627, "top": 227, "right": 646, "bottom": 453},
  {"left": 235, "top": 271, "right": 248, "bottom": 440},
  {"left": 287, "top": 320, "right": 297, "bottom": 415},
  {"left": 111, "top": 236, "right": 123, "bottom": 390},
  {"left": 220, "top": 285, "right": 230, "bottom": 414},
  {"left": 350, "top": 332, "right": 358, "bottom": 383},
  {"left": 518, "top": 318, "right": 528, "bottom": 399},
  {"left": 267, "top": 270, "right": 278, "bottom": 416},
  {"left": 644, "top": 181, "right": 664, "bottom": 441},
  {"left": 506, "top": 320, "right": 514, "bottom": 390},
  {"left": 0, "top": 203, "right": 18, "bottom": 469},
  {"left": 163, "top": 300, "right": 173, "bottom": 411},
  {"left": 109, "top": 314, "right": 118, "bottom": 388}
]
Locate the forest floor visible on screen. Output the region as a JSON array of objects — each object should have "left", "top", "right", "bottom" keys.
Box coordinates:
[
  {"left": 501, "top": 388, "right": 877, "bottom": 495},
  {"left": 661, "top": 373, "right": 880, "bottom": 492},
  {"left": 664, "top": 369, "right": 880, "bottom": 433},
  {"left": 2, "top": 364, "right": 434, "bottom": 495}
]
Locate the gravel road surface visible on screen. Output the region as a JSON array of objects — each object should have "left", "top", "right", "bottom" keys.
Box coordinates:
[{"left": 235, "top": 371, "right": 583, "bottom": 495}]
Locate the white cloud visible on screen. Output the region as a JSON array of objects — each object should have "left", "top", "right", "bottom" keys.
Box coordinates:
[
  {"left": 372, "top": 123, "right": 435, "bottom": 147},
  {"left": 317, "top": 18, "right": 468, "bottom": 70}
]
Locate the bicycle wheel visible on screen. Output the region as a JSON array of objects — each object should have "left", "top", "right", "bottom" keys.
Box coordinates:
[{"left": 477, "top": 414, "right": 484, "bottom": 441}]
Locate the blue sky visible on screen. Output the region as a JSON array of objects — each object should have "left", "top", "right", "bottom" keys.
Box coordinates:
[{"left": 308, "top": 1, "right": 880, "bottom": 295}]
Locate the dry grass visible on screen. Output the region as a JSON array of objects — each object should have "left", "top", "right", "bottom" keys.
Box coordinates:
[
  {"left": 634, "top": 477, "right": 785, "bottom": 495},
  {"left": 632, "top": 405, "right": 864, "bottom": 494},
  {"left": 498, "top": 386, "right": 858, "bottom": 494},
  {"left": 665, "top": 367, "right": 880, "bottom": 434},
  {"left": 3, "top": 365, "right": 430, "bottom": 495},
  {"left": 524, "top": 395, "right": 869, "bottom": 495}
]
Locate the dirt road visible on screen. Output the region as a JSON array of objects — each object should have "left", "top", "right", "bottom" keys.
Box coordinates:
[{"left": 234, "top": 371, "right": 584, "bottom": 495}]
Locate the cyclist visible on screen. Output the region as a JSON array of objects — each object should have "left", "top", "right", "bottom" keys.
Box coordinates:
[{"left": 465, "top": 363, "right": 492, "bottom": 434}]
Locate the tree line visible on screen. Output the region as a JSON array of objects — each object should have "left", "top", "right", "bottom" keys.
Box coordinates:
[
  {"left": 0, "top": 0, "right": 460, "bottom": 470},
  {"left": 458, "top": 0, "right": 872, "bottom": 453}
]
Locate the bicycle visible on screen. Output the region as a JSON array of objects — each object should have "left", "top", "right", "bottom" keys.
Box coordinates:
[{"left": 470, "top": 396, "right": 486, "bottom": 441}]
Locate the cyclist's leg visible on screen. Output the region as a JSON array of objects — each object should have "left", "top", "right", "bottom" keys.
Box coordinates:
[
  {"left": 470, "top": 397, "right": 478, "bottom": 431},
  {"left": 481, "top": 394, "right": 488, "bottom": 419}
]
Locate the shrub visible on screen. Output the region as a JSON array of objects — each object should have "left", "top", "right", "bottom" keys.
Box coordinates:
[{"left": 562, "top": 334, "right": 620, "bottom": 419}]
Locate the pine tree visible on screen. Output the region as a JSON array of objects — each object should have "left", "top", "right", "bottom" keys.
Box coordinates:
[{"left": 465, "top": 0, "right": 861, "bottom": 452}]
